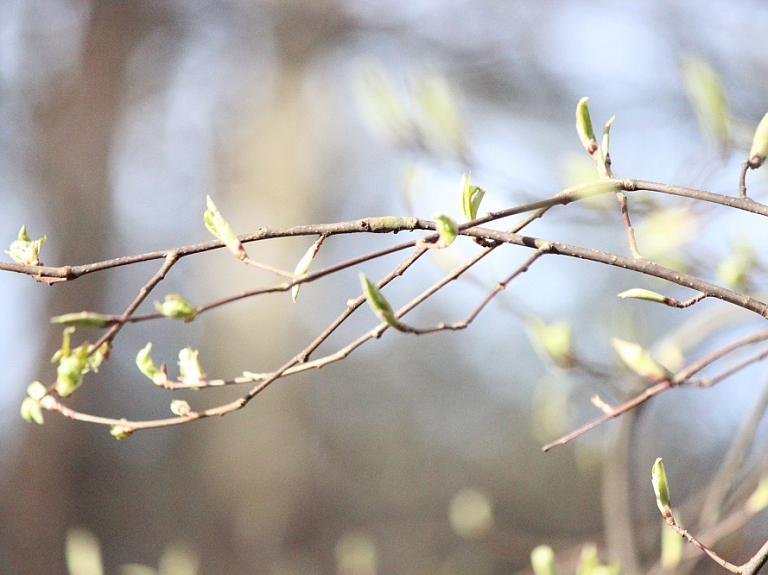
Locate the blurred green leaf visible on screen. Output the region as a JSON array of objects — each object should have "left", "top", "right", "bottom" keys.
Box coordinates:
[
  {"left": 20, "top": 397, "right": 44, "bottom": 425},
  {"left": 749, "top": 112, "right": 768, "bottom": 168},
  {"left": 612, "top": 338, "right": 671, "bottom": 381},
  {"left": 680, "top": 55, "right": 730, "bottom": 147},
  {"left": 530, "top": 545, "right": 557, "bottom": 575},
  {"left": 414, "top": 71, "right": 466, "bottom": 158},
  {"left": 136, "top": 343, "right": 167, "bottom": 386}
]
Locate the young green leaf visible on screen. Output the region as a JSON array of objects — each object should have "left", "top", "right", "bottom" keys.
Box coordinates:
[
  {"left": 459, "top": 172, "right": 486, "bottom": 222},
  {"left": 20, "top": 397, "right": 44, "bottom": 425},
  {"left": 749, "top": 112, "right": 768, "bottom": 168},
  {"left": 611, "top": 338, "right": 671, "bottom": 381},
  {"left": 178, "top": 347, "right": 205, "bottom": 384},
  {"left": 652, "top": 457, "right": 673, "bottom": 518},
  {"left": 136, "top": 342, "right": 167, "bottom": 385},
  {"left": 154, "top": 294, "right": 198, "bottom": 321},
  {"left": 359, "top": 273, "right": 399, "bottom": 327},
  {"left": 50, "top": 312, "right": 109, "bottom": 328},
  {"left": 5, "top": 225, "right": 47, "bottom": 266},
  {"left": 433, "top": 213, "right": 458, "bottom": 247},
  {"left": 203, "top": 195, "right": 246, "bottom": 260},
  {"left": 576, "top": 97, "right": 598, "bottom": 155}
]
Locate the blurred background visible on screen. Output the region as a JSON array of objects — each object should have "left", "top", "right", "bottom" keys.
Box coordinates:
[{"left": 2, "top": 0, "right": 768, "bottom": 573}]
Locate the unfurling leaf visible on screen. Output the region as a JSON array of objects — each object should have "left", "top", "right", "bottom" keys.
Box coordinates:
[
  {"left": 459, "top": 172, "right": 485, "bottom": 222},
  {"left": 359, "top": 273, "right": 399, "bottom": 327},
  {"left": 178, "top": 348, "right": 205, "bottom": 384},
  {"left": 203, "top": 195, "right": 246, "bottom": 260},
  {"left": 136, "top": 343, "right": 167, "bottom": 386},
  {"left": 20, "top": 397, "right": 44, "bottom": 425},
  {"left": 154, "top": 294, "right": 198, "bottom": 321},
  {"left": 576, "top": 97, "right": 598, "bottom": 155},
  {"left": 55, "top": 349, "right": 88, "bottom": 397},
  {"left": 433, "top": 213, "right": 458, "bottom": 247},
  {"left": 51, "top": 312, "right": 109, "bottom": 328},
  {"left": 749, "top": 112, "right": 768, "bottom": 168},
  {"left": 530, "top": 545, "right": 557, "bottom": 575},
  {"left": 5, "top": 225, "right": 47, "bottom": 266},
  {"left": 170, "top": 400, "right": 193, "bottom": 417},
  {"left": 292, "top": 236, "right": 325, "bottom": 303},
  {"left": 611, "top": 338, "right": 671, "bottom": 381},
  {"left": 617, "top": 288, "right": 668, "bottom": 304},
  {"left": 652, "top": 457, "right": 673, "bottom": 518}
]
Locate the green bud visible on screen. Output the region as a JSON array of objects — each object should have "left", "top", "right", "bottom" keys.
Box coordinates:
[
  {"left": 5, "top": 225, "right": 47, "bottom": 266},
  {"left": 611, "top": 338, "right": 671, "bottom": 382},
  {"left": 749, "top": 112, "right": 768, "bottom": 168},
  {"left": 292, "top": 237, "right": 324, "bottom": 303},
  {"left": 154, "top": 294, "right": 197, "bottom": 322},
  {"left": 20, "top": 397, "right": 44, "bottom": 425},
  {"left": 110, "top": 423, "right": 133, "bottom": 440},
  {"left": 530, "top": 545, "right": 557, "bottom": 575},
  {"left": 359, "top": 273, "right": 399, "bottom": 327},
  {"left": 50, "top": 312, "right": 109, "bottom": 328},
  {"left": 652, "top": 457, "right": 672, "bottom": 518},
  {"left": 617, "top": 288, "right": 668, "bottom": 304},
  {"left": 459, "top": 172, "right": 486, "bottom": 222},
  {"left": 178, "top": 347, "right": 204, "bottom": 384},
  {"left": 203, "top": 195, "right": 246, "bottom": 260},
  {"left": 170, "top": 400, "right": 193, "bottom": 417},
  {"left": 433, "top": 213, "right": 458, "bottom": 247},
  {"left": 576, "top": 97, "right": 598, "bottom": 155},
  {"left": 136, "top": 343, "right": 167, "bottom": 386}
]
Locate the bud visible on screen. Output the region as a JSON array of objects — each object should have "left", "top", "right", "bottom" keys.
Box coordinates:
[
  {"left": 203, "top": 195, "right": 246, "bottom": 260},
  {"left": 154, "top": 294, "right": 197, "bottom": 321},
  {"left": 20, "top": 397, "right": 44, "bottom": 425},
  {"left": 359, "top": 273, "right": 399, "bottom": 327},
  {"left": 652, "top": 457, "right": 672, "bottom": 518},
  {"left": 170, "top": 400, "right": 193, "bottom": 417},
  {"left": 617, "top": 288, "right": 668, "bottom": 304},
  {"left": 110, "top": 424, "right": 133, "bottom": 440},
  {"left": 576, "top": 97, "right": 598, "bottom": 155}
]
